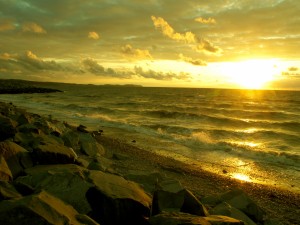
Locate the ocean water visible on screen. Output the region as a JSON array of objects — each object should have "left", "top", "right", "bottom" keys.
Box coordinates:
[{"left": 0, "top": 84, "right": 299, "bottom": 193}]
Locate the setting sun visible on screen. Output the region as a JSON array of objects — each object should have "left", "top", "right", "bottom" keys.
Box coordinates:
[{"left": 224, "top": 59, "right": 279, "bottom": 89}]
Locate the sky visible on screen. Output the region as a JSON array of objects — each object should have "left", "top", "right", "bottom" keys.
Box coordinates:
[{"left": 0, "top": 0, "right": 300, "bottom": 89}]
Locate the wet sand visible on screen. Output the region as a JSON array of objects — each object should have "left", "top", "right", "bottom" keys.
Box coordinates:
[{"left": 96, "top": 134, "right": 300, "bottom": 225}]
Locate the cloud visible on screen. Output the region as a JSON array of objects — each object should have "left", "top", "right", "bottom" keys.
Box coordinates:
[
  {"left": 121, "top": 44, "right": 152, "bottom": 59},
  {"left": 151, "top": 16, "right": 196, "bottom": 43},
  {"left": 195, "top": 17, "right": 216, "bottom": 24},
  {"left": 22, "top": 22, "right": 47, "bottom": 34},
  {"left": 81, "top": 58, "right": 129, "bottom": 78},
  {"left": 281, "top": 67, "right": 300, "bottom": 77},
  {"left": 88, "top": 31, "right": 100, "bottom": 40},
  {"left": 179, "top": 54, "right": 207, "bottom": 66},
  {"left": 0, "top": 51, "right": 62, "bottom": 72},
  {"left": 288, "top": 67, "right": 298, "bottom": 72},
  {"left": 0, "top": 20, "right": 15, "bottom": 31},
  {"left": 133, "top": 66, "right": 191, "bottom": 81},
  {"left": 151, "top": 16, "right": 221, "bottom": 54}
]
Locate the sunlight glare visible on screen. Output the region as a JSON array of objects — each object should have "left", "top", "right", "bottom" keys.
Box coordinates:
[
  {"left": 232, "top": 173, "right": 251, "bottom": 182},
  {"left": 224, "top": 59, "right": 279, "bottom": 89}
]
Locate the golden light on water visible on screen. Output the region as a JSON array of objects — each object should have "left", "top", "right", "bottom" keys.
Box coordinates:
[
  {"left": 230, "top": 141, "right": 260, "bottom": 148},
  {"left": 232, "top": 173, "right": 252, "bottom": 182}
]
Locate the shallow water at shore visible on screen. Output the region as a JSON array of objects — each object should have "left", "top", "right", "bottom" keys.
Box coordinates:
[{"left": 0, "top": 84, "right": 299, "bottom": 193}]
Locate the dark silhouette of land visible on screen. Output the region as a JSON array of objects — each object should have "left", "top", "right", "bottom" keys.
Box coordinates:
[{"left": 0, "top": 79, "right": 62, "bottom": 94}]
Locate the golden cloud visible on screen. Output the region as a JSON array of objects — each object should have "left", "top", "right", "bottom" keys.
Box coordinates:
[
  {"left": 88, "top": 31, "right": 100, "bottom": 40},
  {"left": 151, "top": 16, "right": 221, "bottom": 54},
  {"left": 194, "top": 17, "right": 216, "bottom": 24},
  {"left": 121, "top": 44, "right": 152, "bottom": 59},
  {"left": 22, "top": 22, "right": 47, "bottom": 34},
  {"left": 151, "top": 16, "right": 196, "bottom": 43}
]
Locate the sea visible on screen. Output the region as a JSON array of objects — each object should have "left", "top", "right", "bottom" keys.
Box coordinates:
[{"left": 0, "top": 83, "right": 299, "bottom": 193}]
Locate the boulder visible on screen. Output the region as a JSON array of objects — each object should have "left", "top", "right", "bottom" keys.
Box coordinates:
[
  {"left": 124, "top": 170, "right": 166, "bottom": 194},
  {"left": 0, "top": 181, "right": 22, "bottom": 200},
  {"left": 0, "top": 190, "right": 99, "bottom": 225},
  {"left": 79, "top": 133, "right": 106, "bottom": 157},
  {"left": 151, "top": 179, "right": 209, "bottom": 217},
  {"left": 0, "top": 156, "right": 12, "bottom": 181},
  {"left": 0, "top": 141, "right": 32, "bottom": 178},
  {"left": 88, "top": 155, "right": 115, "bottom": 172},
  {"left": 204, "top": 215, "right": 245, "bottom": 225},
  {"left": 211, "top": 202, "right": 256, "bottom": 225},
  {"left": 86, "top": 170, "right": 152, "bottom": 225},
  {"left": 15, "top": 164, "right": 92, "bottom": 214},
  {"left": 32, "top": 143, "right": 77, "bottom": 164},
  {"left": 62, "top": 130, "right": 80, "bottom": 149},
  {"left": 0, "top": 115, "right": 17, "bottom": 141},
  {"left": 149, "top": 212, "right": 244, "bottom": 225},
  {"left": 219, "top": 189, "right": 265, "bottom": 223},
  {"left": 16, "top": 112, "right": 33, "bottom": 125},
  {"left": 17, "top": 123, "right": 41, "bottom": 134}
]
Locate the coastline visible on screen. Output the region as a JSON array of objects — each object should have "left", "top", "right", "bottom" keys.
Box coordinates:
[
  {"left": 95, "top": 134, "right": 300, "bottom": 225},
  {"left": 0, "top": 98, "right": 299, "bottom": 224}
]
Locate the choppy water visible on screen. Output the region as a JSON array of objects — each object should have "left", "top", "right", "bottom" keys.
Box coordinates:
[{"left": 0, "top": 84, "right": 299, "bottom": 192}]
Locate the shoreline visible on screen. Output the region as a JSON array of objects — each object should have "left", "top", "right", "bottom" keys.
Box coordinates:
[
  {"left": 0, "top": 99, "right": 299, "bottom": 224},
  {"left": 95, "top": 133, "right": 300, "bottom": 225}
]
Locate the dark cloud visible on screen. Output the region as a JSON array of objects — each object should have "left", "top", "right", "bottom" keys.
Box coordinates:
[
  {"left": 81, "top": 58, "right": 130, "bottom": 78},
  {"left": 0, "top": 51, "right": 63, "bottom": 72},
  {"left": 179, "top": 54, "right": 207, "bottom": 66},
  {"left": 134, "top": 66, "right": 191, "bottom": 80},
  {"left": 281, "top": 67, "right": 300, "bottom": 77}
]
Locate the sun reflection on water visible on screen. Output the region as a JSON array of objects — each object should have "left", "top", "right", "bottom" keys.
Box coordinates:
[{"left": 231, "top": 173, "right": 252, "bottom": 182}]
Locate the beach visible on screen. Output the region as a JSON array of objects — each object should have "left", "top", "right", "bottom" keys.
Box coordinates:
[{"left": 95, "top": 133, "right": 300, "bottom": 225}]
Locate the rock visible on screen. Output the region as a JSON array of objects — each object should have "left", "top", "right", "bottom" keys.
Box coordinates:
[
  {"left": 0, "top": 181, "right": 22, "bottom": 200},
  {"left": 86, "top": 170, "right": 152, "bottom": 225},
  {"left": 151, "top": 179, "right": 209, "bottom": 217},
  {"left": 15, "top": 164, "right": 92, "bottom": 214},
  {"left": 0, "top": 156, "right": 12, "bottom": 181},
  {"left": 32, "top": 143, "right": 77, "bottom": 164},
  {"left": 149, "top": 212, "right": 244, "bottom": 225},
  {"left": 88, "top": 155, "right": 114, "bottom": 172},
  {"left": 219, "top": 189, "right": 265, "bottom": 223},
  {"left": 16, "top": 112, "right": 33, "bottom": 125},
  {"left": 149, "top": 212, "right": 210, "bottom": 225},
  {"left": 113, "top": 152, "right": 130, "bottom": 160},
  {"left": 0, "top": 115, "right": 17, "bottom": 141},
  {"left": 0, "top": 190, "right": 99, "bottom": 225},
  {"left": 79, "top": 133, "right": 106, "bottom": 157},
  {"left": 77, "top": 124, "right": 88, "bottom": 133},
  {"left": 62, "top": 130, "right": 80, "bottom": 149},
  {"left": 125, "top": 170, "right": 166, "bottom": 194},
  {"left": 211, "top": 202, "right": 256, "bottom": 225},
  {"left": 0, "top": 141, "right": 32, "bottom": 178},
  {"left": 17, "top": 123, "right": 41, "bottom": 134},
  {"left": 204, "top": 215, "right": 245, "bottom": 225}
]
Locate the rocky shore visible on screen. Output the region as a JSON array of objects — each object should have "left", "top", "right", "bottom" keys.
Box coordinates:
[
  {"left": 0, "top": 101, "right": 299, "bottom": 225},
  {"left": 0, "top": 79, "right": 62, "bottom": 94}
]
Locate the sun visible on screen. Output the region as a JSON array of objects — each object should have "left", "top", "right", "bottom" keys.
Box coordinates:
[{"left": 224, "top": 59, "right": 279, "bottom": 89}]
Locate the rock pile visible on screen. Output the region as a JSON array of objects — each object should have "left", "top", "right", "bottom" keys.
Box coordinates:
[{"left": 0, "top": 101, "right": 270, "bottom": 225}]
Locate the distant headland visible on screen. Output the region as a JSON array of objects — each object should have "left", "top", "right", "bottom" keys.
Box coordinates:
[{"left": 0, "top": 79, "right": 62, "bottom": 94}]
